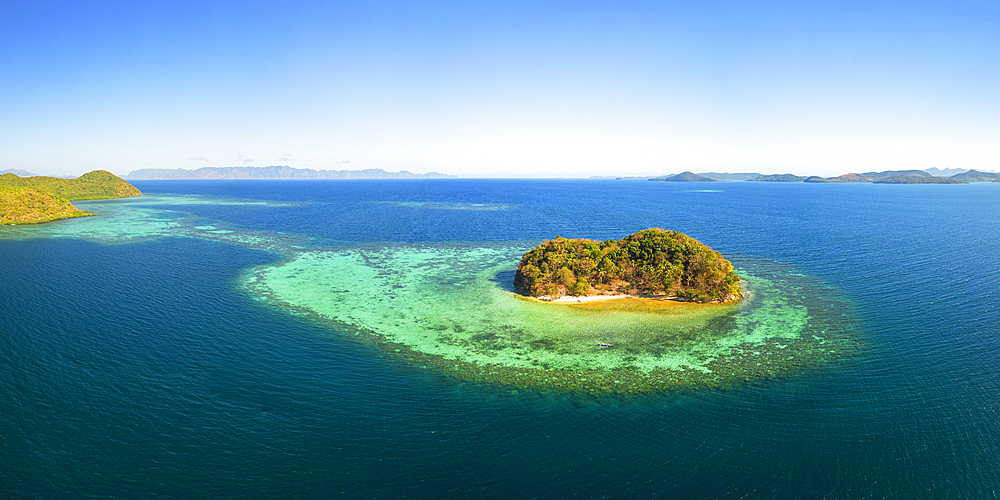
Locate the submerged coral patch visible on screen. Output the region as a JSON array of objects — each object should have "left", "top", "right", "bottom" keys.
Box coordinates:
[
  {"left": 245, "top": 243, "right": 856, "bottom": 393},
  {"left": 0, "top": 194, "right": 316, "bottom": 251}
]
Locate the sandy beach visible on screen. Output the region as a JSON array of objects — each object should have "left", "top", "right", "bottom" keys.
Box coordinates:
[
  {"left": 541, "top": 294, "right": 676, "bottom": 303},
  {"left": 529, "top": 289, "right": 745, "bottom": 304}
]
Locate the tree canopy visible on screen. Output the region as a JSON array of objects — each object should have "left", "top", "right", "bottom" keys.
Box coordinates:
[
  {"left": 0, "top": 170, "right": 141, "bottom": 200},
  {"left": 514, "top": 228, "right": 741, "bottom": 303},
  {"left": 0, "top": 170, "right": 141, "bottom": 224}
]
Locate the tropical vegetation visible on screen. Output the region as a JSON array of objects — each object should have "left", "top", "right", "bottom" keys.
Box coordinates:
[
  {"left": 0, "top": 170, "right": 141, "bottom": 224},
  {"left": 0, "top": 186, "right": 94, "bottom": 224},
  {"left": 514, "top": 228, "right": 742, "bottom": 303},
  {"left": 1, "top": 170, "right": 142, "bottom": 200}
]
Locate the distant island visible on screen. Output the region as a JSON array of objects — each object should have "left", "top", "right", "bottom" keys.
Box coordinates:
[
  {"left": 0, "top": 168, "right": 40, "bottom": 177},
  {"left": 748, "top": 173, "right": 808, "bottom": 182},
  {"left": 597, "top": 168, "right": 1000, "bottom": 184},
  {"left": 126, "top": 165, "right": 456, "bottom": 180},
  {"left": 1, "top": 170, "right": 141, "bottom": 225},
  {"left": 514, "top": 228, "right": 742, "bottom": 303},
  {"left": 649, "top": 171, "right": 716, "bottom": 182},
  {"left": 950, "top": 170, "right": 1000, "bottom": 182},
  {"left": 799, "top": 170, "right": 967, "bottom": 183},
  {"left": 804, "top": 173, "right": 873, "bottom": 183},
  {"left": 693, "top": 172, "right": 762, "bottom": 181},
  {"left": 872, "top": 176, "right": 965, "bottom": 184}
]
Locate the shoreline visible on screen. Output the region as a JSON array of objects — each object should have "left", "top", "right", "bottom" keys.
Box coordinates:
[
  {"left": 542, "top": 294, "right": 673, "bottom": 303},
  {"left": 515, "top": 293, "right": 686, "bottom": 304},
  {"left": 520, "top": 290, "right": 745, "bottom": 305}
]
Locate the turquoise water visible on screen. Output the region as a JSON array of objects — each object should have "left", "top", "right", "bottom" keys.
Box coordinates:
[
  {"left": 2, "top": 179, "right": 999, "bottom": 497},
  {"left": 246, "top": 245, "right": 850, "bottom": 391}
]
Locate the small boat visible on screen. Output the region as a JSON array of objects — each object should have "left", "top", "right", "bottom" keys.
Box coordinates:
[{"left": 597, "top": 343, "right": 614, "bottom": 348}]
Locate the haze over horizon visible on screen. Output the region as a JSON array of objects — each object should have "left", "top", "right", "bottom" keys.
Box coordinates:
[{"left": 2, "top": 1, "right": 998, "bottom": 179}]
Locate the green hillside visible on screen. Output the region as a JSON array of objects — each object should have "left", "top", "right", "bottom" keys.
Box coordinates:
[
  {"left": 0, "top": 170, "right": 141, "bottom": 224},
  {"left": 0, "top": 170, "right": 142, "bottom": 200},
  {"left": 0, "top": 186, "right": 95, "bottom": 224}
]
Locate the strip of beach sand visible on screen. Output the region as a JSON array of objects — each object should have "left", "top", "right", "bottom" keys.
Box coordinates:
[{"left": 542, "top": 294, "right": 676, "bottom": 303}]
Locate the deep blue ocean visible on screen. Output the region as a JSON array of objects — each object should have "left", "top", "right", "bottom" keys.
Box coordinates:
[{"left": 3, "top": 179, "right": 1000, "bottom": 498}]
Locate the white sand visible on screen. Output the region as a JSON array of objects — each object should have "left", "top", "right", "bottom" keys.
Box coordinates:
[{"left": 542, "top": 294, "right": 677, "bottom": 303}]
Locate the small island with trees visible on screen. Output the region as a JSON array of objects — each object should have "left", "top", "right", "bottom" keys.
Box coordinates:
[
  {"left": 1, "top": 170, "right": 142, "bottom": 225},
  {"left": 514, "top": 228, "right": 742, "bottom": 303}
]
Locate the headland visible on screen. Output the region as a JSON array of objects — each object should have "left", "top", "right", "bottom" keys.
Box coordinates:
[{"left": 0, "top": 170, "right": 142, "bottom": 224}]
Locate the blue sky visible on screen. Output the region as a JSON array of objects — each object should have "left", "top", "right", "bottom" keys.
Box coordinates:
[{"left": 1, "top": 1, "right": 997, "bottom": 178}]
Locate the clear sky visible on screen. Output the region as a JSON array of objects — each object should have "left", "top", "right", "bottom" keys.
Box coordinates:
[{"left": 2, "top": 1, "right": 998, "bottom": 178}]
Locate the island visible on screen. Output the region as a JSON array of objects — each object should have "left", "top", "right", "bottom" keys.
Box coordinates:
[
  {"left": 696, "top": 172, "right": 762, "bottom": 181},
  {"left": 804, "top": 173, "right": 873, "bottom": 183},
  {"left": 951, "top": 170, "right": 1000, "bottom": 182},
  {"left": 1, "top": 170, "right": 142, "bottom": 224},
  {"left": 648, "top": 171, "right": 716, "bottom": 182},
  {"left": 630, "top": 168, "right": 1000, "bottom": 183},
  {"left": 873, "top": 175, "right": 965, "bottom": 184},
  {"left": 748, "top": 173, "right": 808, "bottom": 182},
  {"left": 514, "top": 228, "right": 742, "bottom": 303},
  {"left": 863, "top": 169, "right": 938, "bottom": 180}
]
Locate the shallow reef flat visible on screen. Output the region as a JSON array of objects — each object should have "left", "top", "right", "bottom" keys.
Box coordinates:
[
  {"left": 0, "top": 194, "right": 312, "bottom": 251},
  {"left": 4, "top": 193, "right": 858, "bottom": 394},
  {"left": 245, "top": 243, "right": 858, "bottom": 393}
]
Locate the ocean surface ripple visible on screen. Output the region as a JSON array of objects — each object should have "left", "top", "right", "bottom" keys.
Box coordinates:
[{"left": 2, "top": 180, "right": 1000, "bottom": 498}]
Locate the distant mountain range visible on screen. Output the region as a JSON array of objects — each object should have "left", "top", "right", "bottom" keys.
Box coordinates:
[
  {"left": 594, "top": 168, "right": 1000, "bottom": 184},
  {"left": 801, "top": 170, "right": 970, "bottom": 184},
  {"left": 125, "top": 166, "right": 456, "bottom": 180},
  {"left": 1, "top": 169, "right": 39, "bottom": 177},
  {"left": 759, "top": 169, "right": 999, "bottom": 184},
  {"left": 1, "top": 169, "right": 78, "bottom": 179},
  {"left": 924, "top": 167, "right": 971, "bottom": 177}
]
